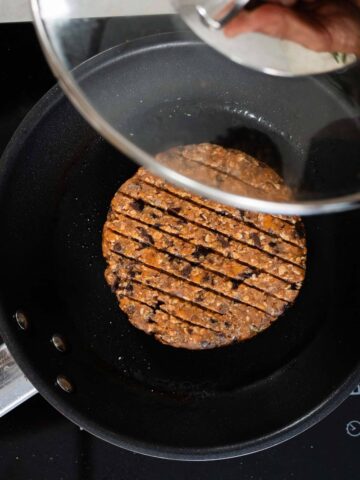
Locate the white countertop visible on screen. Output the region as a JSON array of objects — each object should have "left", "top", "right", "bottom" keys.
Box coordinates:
[
  {"left": 0, "top": 0, "right": 31, "bottom": 22},
  {"left": 0, "top": 0, "right": 172, "bottom": 22},
  {"left": 1, "top": 0, "right": 352, "bottom": 75}
]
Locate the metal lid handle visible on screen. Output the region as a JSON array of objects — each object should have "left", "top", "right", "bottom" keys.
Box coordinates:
[{"left": 196, "top": 0, "right": 254, "bottom": 29}]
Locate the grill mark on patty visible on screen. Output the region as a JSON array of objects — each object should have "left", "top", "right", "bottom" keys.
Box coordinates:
[
  {"left": 156, "top": 144, "right": 291, "bottom": 201},
  {"left": 106, "top": 226, "right": 299, "bottom": 304},
  {"left": 162, "top": 151, "right": 274, "bottom": 197},
  {"left": 108, "top": 210, "right": 300, "bottom": 292},
  {"left": 116, "top": 185, "right": 305, "bottom": 275},
  {"left": 118, "top": 297, "right": 233, "bottom": 349},
  {"left": 107, "top": 213, "right": 302, "bottom": 305},
  {"left": 127, "top": 181, "right": 306, "bottom": 267},
  {"left": 106, "top": 237, "right": 285, "bottom": 316},
  {"left": 137, "top": 168, "right": 303, "bottom": 247},
  {"left": 105, "top": 226, "right": 289, "bottom": 312},
  {"left": 117, "top": 292, "right": 235, "bottom": 339},
  {"left": 111, "top": 195, "right": 303, "bottom": 284},
  {"left": 141, "top": 177, "right": 303, "bottom": 250},
  {"left": 117, "top": 293, "right": 228, "bottom": 336},
  {"left": 112, "top": 252, "right": 276, "bottom": 318},
  {"left": 115, "top": 277, "right": 271, "bottom": 338}
]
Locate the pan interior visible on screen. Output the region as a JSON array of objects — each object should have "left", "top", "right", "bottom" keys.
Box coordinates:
[{"left": 53, "top": 134, "right": 319, "bottom": 395}]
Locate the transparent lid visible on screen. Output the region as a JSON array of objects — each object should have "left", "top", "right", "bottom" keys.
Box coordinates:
[{"left": 31, "top": 0, "right": 360, "bottom": 215}]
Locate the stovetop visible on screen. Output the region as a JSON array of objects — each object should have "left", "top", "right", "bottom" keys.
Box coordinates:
[{"left": 0, "top": 22, "right": 359, "bottom": 480}]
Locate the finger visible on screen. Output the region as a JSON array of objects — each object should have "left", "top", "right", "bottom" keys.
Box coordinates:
[{"left": 223, "top": 4, "right": 332, "bottom": 52}]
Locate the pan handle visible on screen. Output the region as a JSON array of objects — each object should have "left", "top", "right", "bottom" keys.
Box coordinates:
[{"left": 0, "top": 343, "right": 37, "bottom": 417}]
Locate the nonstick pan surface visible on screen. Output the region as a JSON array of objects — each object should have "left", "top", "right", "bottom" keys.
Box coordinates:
[{"left": 0, "top": 34, "right": 359, "bottom": 460}]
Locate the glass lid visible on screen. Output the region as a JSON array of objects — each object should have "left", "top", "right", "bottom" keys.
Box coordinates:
[{"left": 31, "top": 0, "right": 360, "bottom": 215}]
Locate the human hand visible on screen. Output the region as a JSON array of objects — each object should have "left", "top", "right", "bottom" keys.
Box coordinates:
[{"left": 223, "top": 0, "right": 360, "bottom": 55}]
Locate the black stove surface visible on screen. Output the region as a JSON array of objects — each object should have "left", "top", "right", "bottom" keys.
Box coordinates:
[
  {"left": 1, "top": 391, "right": 359, "bottom": 480},
  {"left": 0, "top": 22, "right": 359, "bottom": 480}
]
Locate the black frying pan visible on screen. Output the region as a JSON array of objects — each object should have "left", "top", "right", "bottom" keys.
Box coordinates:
[{"left": 0, "top": 33, "right": 359, "bottom": 461}]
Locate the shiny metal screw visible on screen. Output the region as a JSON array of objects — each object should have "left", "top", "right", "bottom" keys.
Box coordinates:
[
  {"left": 51, "top": 334, "right": 67, "bottom": 353},
  {"left": 15, "top": 310, "right": 29, "bottom": 331},
  {"left": 56, "top": 375, "right": 74, "bottom": 393}
]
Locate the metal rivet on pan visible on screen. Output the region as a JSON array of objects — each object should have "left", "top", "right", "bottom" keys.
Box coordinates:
[
  {"left": 51, "top": 334, "right": 67, "bottom": 353},
  {"left": 15, "top": 310, "right": 29, "bottom": 330},
  {"left": 56, "top": 375, "right": 74, "bottom": 393}
]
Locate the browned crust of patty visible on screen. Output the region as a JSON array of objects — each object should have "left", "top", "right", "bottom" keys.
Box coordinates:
[
  {"left": 103, "top": 144, "right": 307, "bottom": 350},
  {"left": 109, "top": 267, "right": 273, "bottom": 342},
  {"left": 156, "top": 144, "right": 292, "bottom": 201},
  {"left": 105, "top": 210, "right": 301, "bottom": 302},
  {"left": 106, "top": 253, "right": 276, "bottom": 326},
  {"left": 119, "top": 297, "right": 233, "bottom": 350},
  {"left": 136, "top": 167, "right": 306, "bottom": 248},
  {"left": 118, "top": 178, "right": 305, "bottom": 268},
  {"left": 110, "top": 185, "right": 304, "bottom": 284},
  {"left": 103, "top": 229, "right": 287, "bottom": 316},
  {"left": 114, "top": 274, "right": 268, "bottom": 338}
]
